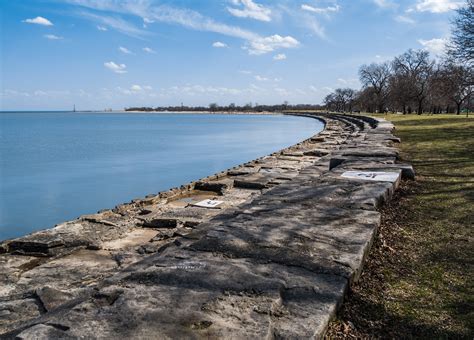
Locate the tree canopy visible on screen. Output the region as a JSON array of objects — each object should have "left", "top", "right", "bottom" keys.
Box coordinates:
[{"left": 449, "top": 0, "right": 474, "bottom": 66}]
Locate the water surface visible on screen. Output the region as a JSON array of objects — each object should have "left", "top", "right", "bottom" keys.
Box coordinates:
[{"left": 0, "top": 112, "right": 323, "bottom": 240}]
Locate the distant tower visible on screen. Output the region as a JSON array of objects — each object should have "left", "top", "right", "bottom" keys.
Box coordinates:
[{"left": 73, "top": 104, "right": 76, "bottom": 112}]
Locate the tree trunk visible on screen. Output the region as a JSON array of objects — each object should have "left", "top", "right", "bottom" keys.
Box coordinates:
[
  {"left": 378, "top": 103, "right": 384, "bottom": 114},
  {"left": 456, "top": 102, "right": 461, "bottom": 115}
]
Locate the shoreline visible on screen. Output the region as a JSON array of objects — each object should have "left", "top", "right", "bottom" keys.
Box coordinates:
[
  {"left": 0, "top": 112, "right": 414, "bottom": 338},
  {"left": 123, "top": 110, "right": 283, "bottom": 115},
  {"left": 1, "top": 110, "right": 290, "bottom": 115}
]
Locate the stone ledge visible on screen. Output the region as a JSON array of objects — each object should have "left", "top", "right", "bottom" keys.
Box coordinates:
[{"left": 0, "top": 113, "right": 411, "bottom": 339}]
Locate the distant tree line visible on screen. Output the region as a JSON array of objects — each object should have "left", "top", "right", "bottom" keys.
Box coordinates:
[
  {"left": 125, "top": 102, "right": 325, "bottom": 113},
  {"left": 325, "top": 1, "right": 473, "bottom": 115}
]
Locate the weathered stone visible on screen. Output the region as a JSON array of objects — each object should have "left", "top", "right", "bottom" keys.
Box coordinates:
[
  {"left": 150, "top": 229, "right": 175, "bottom": 241},
  {"left": 0, "top": 113, "right": 411, "bottom": 339},
  {"left": 194, "top": 181, "right": 229, "bottom": 194},
  {"left": 329, "top": 156, "right": 396, "bottom": 170},
  {"left": 7, "top": 238, "right": 64, "bottom": 256},
  {"left": 15, "top": 323, "right": 73, "bottom": 340},
  {"left": 310, "top": 136, "right": 326, "bottom": 142},
  {"left": 233, "top": 173, "right": 279, "bottom": 189},
  {"left": 141, "top": 218, "right": 177, "bottom": 228},
  {"left": 35, "top": 287, "right": 74, "bottom": 312},
  {"left": 0, "top": 298, "right": 42, "bottom": 334},
  {"left": 303, "top": 148, "right": 330, "bottom": 156},
  {"left": 339, "top": 148, "right": 399, "bottom": 159},
  {"left": 0, "top": 243, "right": 8, "bottom": 254}
]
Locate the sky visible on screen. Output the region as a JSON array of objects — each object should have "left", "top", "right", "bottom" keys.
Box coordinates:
[{"left": 0, "top": 0, "right": 463, "bottom": 110}]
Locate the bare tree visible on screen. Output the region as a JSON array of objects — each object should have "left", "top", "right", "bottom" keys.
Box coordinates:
[
  {"left": 389, "top": 73, "right": 413, "bottom": 114},
  {"left": 392, "top": 49, "right": 435, "bottom": 114},
  {"left": 323, "top": 88, "right": 358, "bottom": 112},
  {"left": 334, "top": 89, "right": 347, "bottom": 112},
  {"left": 359, "top": 62, "right": 391, "bottom": 113},
  {"left": 342, "top": 88, "right": 358, "bottom": 112},
  {"left": 354, "top": 87, "right": 378, "bottom": 113},
  {"left": 448, "top": 0, "right": 474, "bottom": 66},
  {"left": 324, "top": 93, "right": 337, "bottom": 111},
  {"left": 433, "top": 62, "right": 473, "bottom": 115}
]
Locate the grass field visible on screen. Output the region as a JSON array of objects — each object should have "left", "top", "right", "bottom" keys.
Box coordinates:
[{"left": 327, "top": 114, "right": 474, "bottom": 338}]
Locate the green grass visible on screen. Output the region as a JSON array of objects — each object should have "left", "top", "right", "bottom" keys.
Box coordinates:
[
  {"left": 379, "top": 114, "right": 472, "bottom": 335},
  {"left": 327, "top": 114, "right": 473, "bottom": 338},
  {"left": 383, "top": 114, "right": 473, "bottom": 336}
]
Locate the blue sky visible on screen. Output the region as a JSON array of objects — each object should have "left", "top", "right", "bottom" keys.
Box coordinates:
[{"left": 0, "top": 0, "right": 462, "bottom": 110}]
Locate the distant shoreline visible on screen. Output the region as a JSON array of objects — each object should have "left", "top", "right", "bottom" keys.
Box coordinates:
[
  {"left": 0, "top": 110, "right": 282, "bottom": 115},
  {"left": 124, "top": 110, "right": 281, "bottom": 115}
]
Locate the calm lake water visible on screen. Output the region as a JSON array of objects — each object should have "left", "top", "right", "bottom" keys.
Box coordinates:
[{"left": 0, "top": 112, "right": 323, "bottom": 240}]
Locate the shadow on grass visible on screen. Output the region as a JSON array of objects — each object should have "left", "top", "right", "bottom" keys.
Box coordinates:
[{"left": 340, "top": 289, "right": 471, "bottom": 339}]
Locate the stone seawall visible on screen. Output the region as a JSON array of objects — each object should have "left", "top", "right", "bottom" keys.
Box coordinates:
[{"left": 0, "top": 113, "right": 413, "bottom": 339}]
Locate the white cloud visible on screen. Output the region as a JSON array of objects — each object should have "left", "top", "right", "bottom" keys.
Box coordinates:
[
  {"left": 68, "top": 1, "right": 298, "bottom": 56},
  {"left": 395, "top": 15, "right": 416, "bottom": 24},
  {"left": 163, "top": 84, "right": 247, "bottom": 97},
  {"left": 129, "top": 84, "right": 152, "bottom": 92},
  {"left": 304, "top": 17, "right": 327, "bottom": 39},
  {"left": 23, "top": 16, "right": 53, "bottom": 26},
  {"left": 2, "top": 89, "right": 31, "bottom": 97},
  {"left": 297, "top": 3, "right": 340, "bottom": 39},
  {"left": 337, "top": 78, "right": 360, "bottom": 86},
  {"left": 301, "top": 4, "right": 340, "bottom": 14},
  {"left": 142, "top": 17, "right": 154, "bottom": 27},
  {"left": 69, "top": 1, "right": 260, "bottom": 41},
  {"left": 212, "top": 41, "right": 228, "bottom": 48},
  {"left": 104, "top": 61, "right": 127, "bottom": 74},
  {"left": 33, "top": 90, "right": 71, "bottom": 96},
  {"left": 273, "top": 53, "right": 287, "bottom": 60},
  {"left": 119, "top": 46, "right": 133, "bottom": 54},
  {"left": 147, "top": 5, "right": 259, "bottom": 41},
  {"left": 79, "top": 11, "right": 148, "bottom": 38},
  {"left": 373, "top": 0, "right": 396, "bottom": 8},
  {"left": 142, "top": 17, "right": 155, "bottom": 28},
  {"left": 227, "top": 0, "right": 272, "bottom": 22},
  {"left": 274, "top": 87, "right": 290, "bottom": 96},
  {"left": 410, "top": 0, "right": 463, "bottom": 13},
  {"left": 44, "top": 34, "right": 63, "bottom": 40},
  {"left": 143, "top": 47, "right": 156, "bottom": 53},
  {"left": 97, "top": 25, "right": 107, "bottom": 31},
  {"left": 247, "top": 34, "right": 300, "bottom": 55},
  {"left": 255, "top": 75, "right": 269, "bottom": 81},
  {"left": 418, "top": 38, "right": 447, "bottom": 55},
  {"left": 115, "top": 85, "right": 152, "bottom": 95}
]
